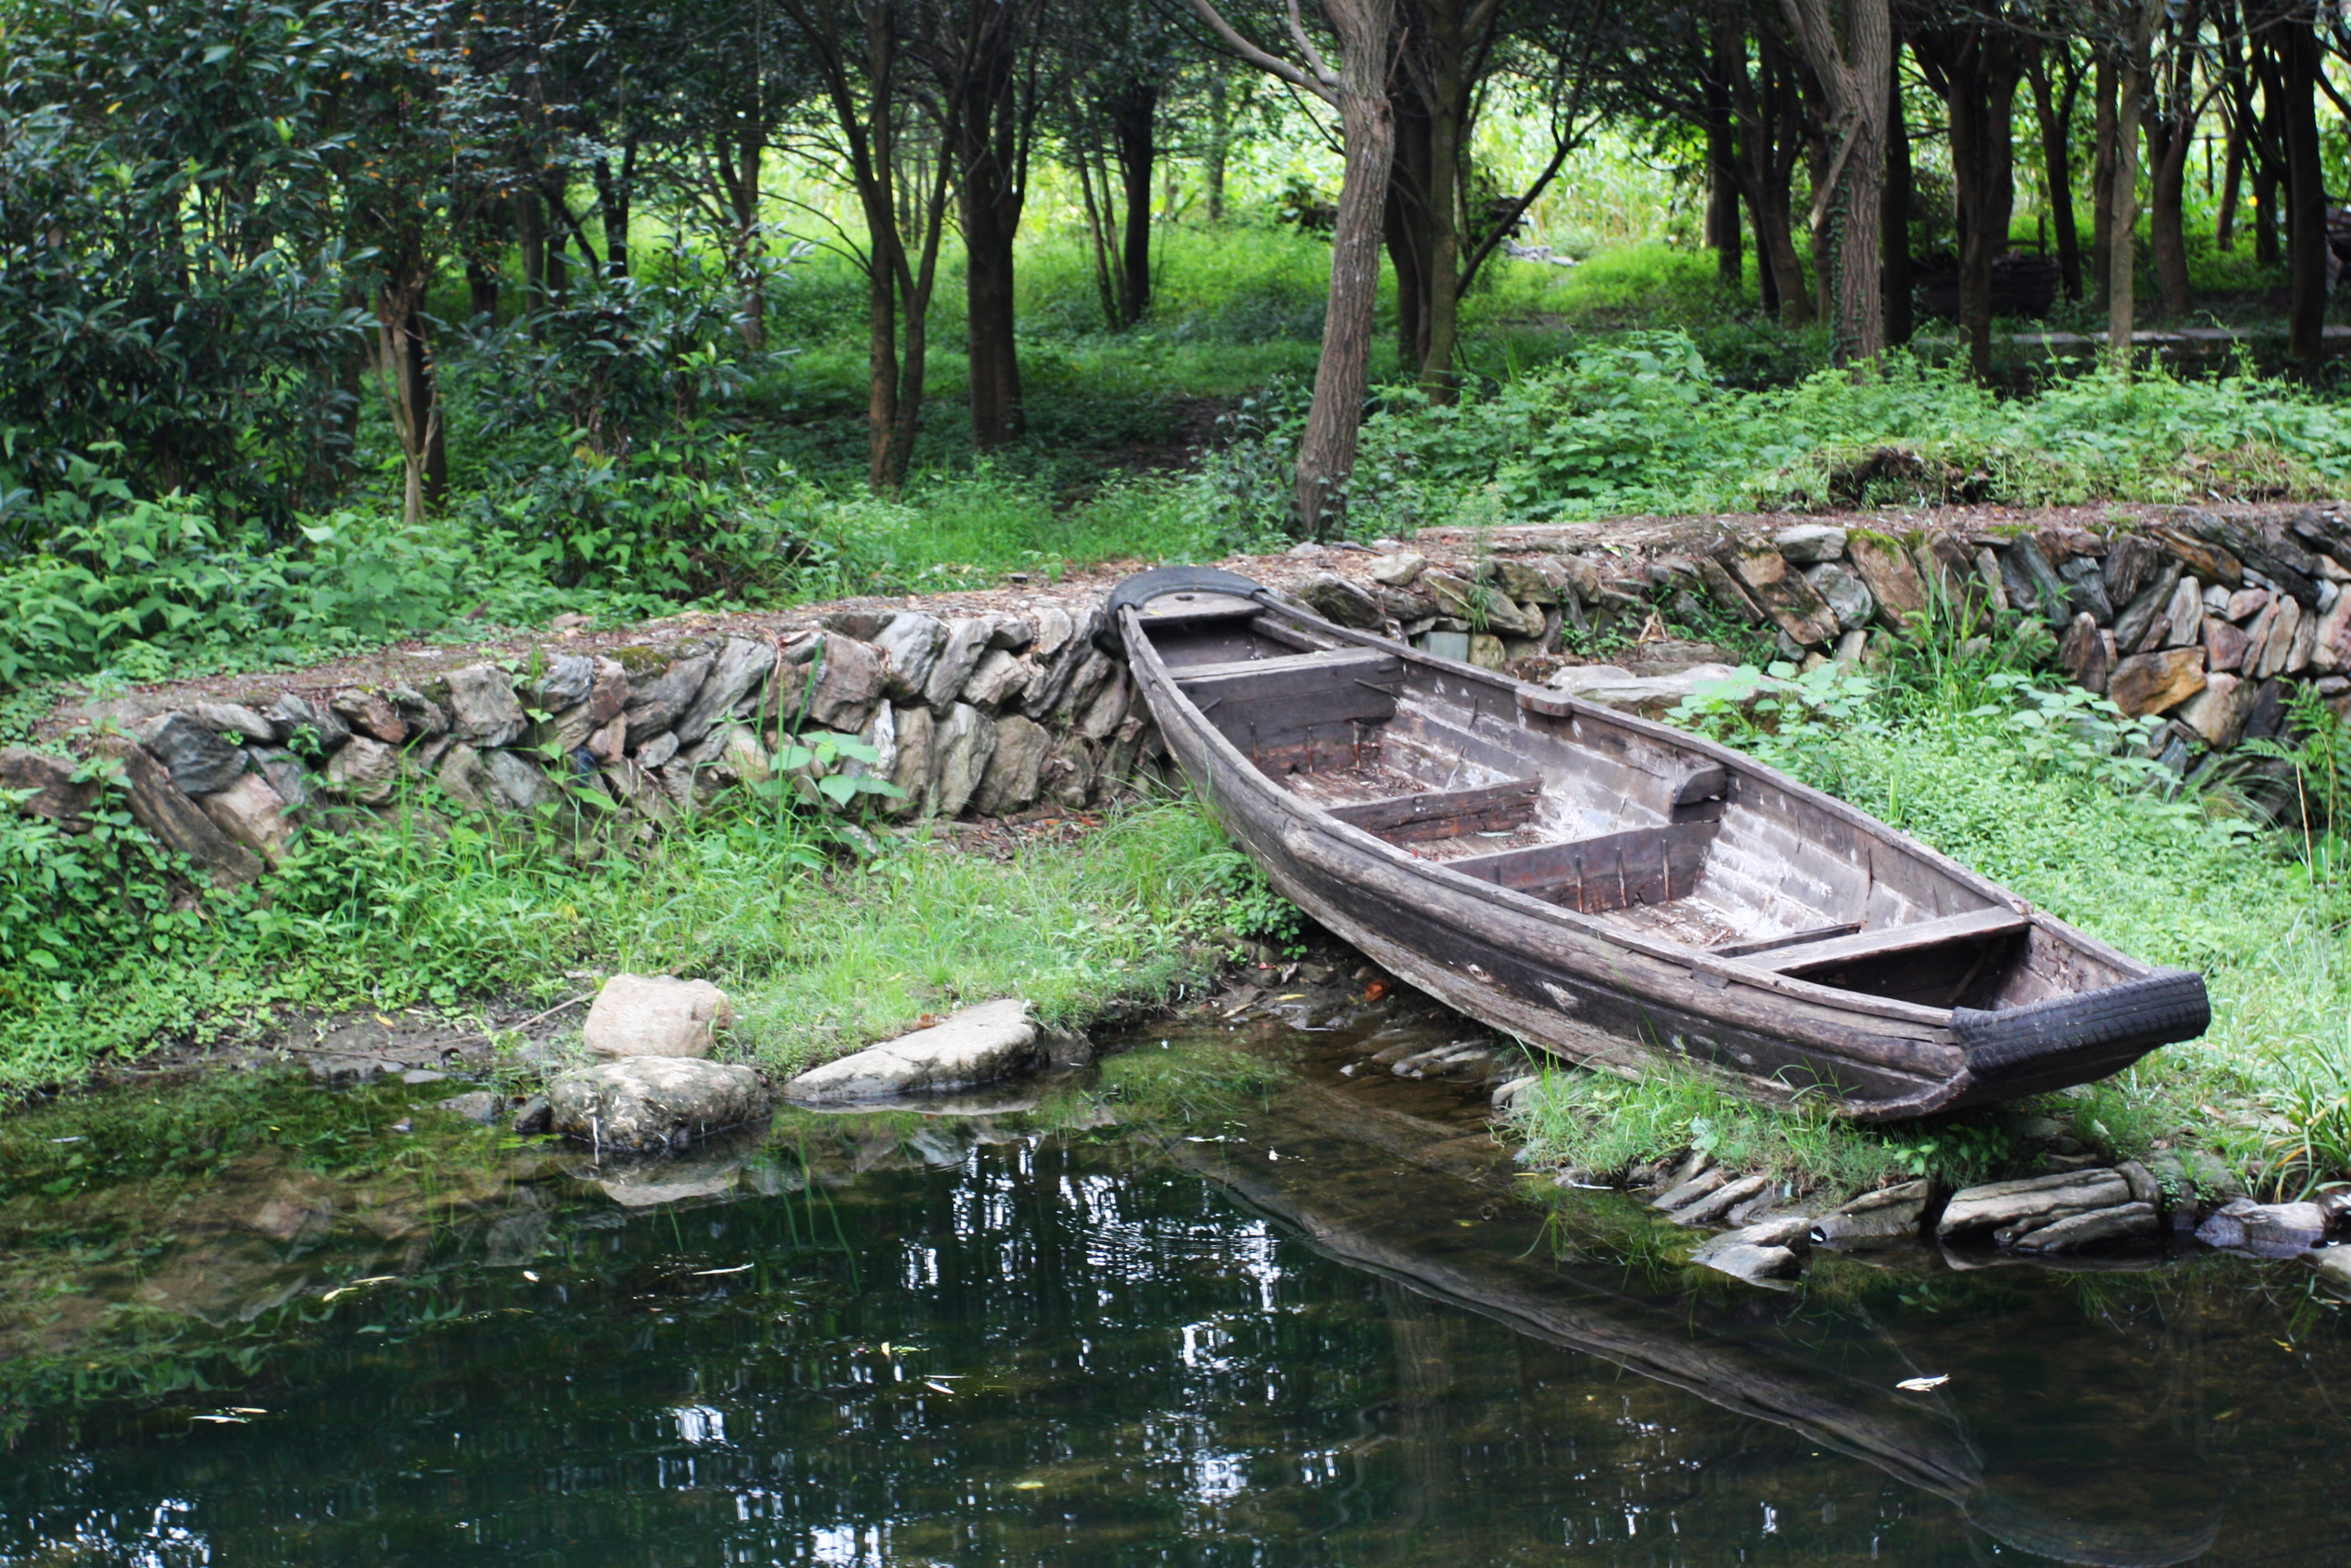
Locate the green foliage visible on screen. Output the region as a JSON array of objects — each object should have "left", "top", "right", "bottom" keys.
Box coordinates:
[
  {"left": 0, "top": 0, "right": 361, "bottom": 523},
  {"left": 1340, "top": 336, "right": 2351, "bottom": 529},
  {"left": 1192, "top": 844, "right": 1305, "bottom": 955},
  {"left": 455, "top": 252, "right": 785, "bottom": 460},
  {"left": 0, "top": 792, "right": 1247, "bottom": 1101},
  {"left": 1511, "top": 1056, "right": 2015, "bottom": 1193}
]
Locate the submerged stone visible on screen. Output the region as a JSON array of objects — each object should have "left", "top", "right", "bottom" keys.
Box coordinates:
[
  {"left": 549, "top": 1059, "right": 772, "bottom": 1153},
  {"left": 786, "top": 999, "right": 1040, "bottom": 1103}
]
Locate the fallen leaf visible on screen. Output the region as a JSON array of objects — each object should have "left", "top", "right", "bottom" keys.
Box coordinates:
[
  {"left": 1895, "top": 1374, "right": 1950, "bottom": 1392},
  {"left": 1364, "top": 979, "right": 1390, "bottom": 1001}
]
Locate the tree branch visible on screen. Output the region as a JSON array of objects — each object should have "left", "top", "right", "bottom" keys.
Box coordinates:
[{"left": 1185, "top": 0, "right": 1331, "bottom": 100}]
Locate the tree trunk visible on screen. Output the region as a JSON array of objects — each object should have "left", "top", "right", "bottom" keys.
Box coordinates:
[
  {"left": 2091, "top": 51, "right": 2116, "bottom": 311},
  {"left": 1883, "top": 46, "right": 1913, "bottom": 345},
  {"left": 1734, "top": 34, "right": 1815, "bottom": 325},
  {"left": 2145, "top": 0, "right": 2202, "bottom": 319},
  {"left": 1705, "top": 50, "right": 1744, "bottom": 288},
  {"left": 1383, "top": 161, "right": 1428, "bottom": 366},
  {"left": 1294, "top": 0, "right": 1399, "bottom": 535},
  {"left": 516, "top": 186, "right": 546, "bottom": 331},
  {"left": 2026, "top": 49, "right": 2086, "bottom": 300},
  {"left": 2107, "top": 0, "right": 2161, "bottom": 375},
  {"left": 1204, "top": 71, "right": 1231, "bottom": 221},
  {"left": 2215, "top": 5, "right": 2252, "bottom": 251},
  {"left": 957, "top": 4, "right": 1028, "bottom": 449},
  {"left": 1780, "top": 0, "right": 1892, "bottom": 367},
  {"left": 1918, "top": 29, "right": 2021, "bottom": 379},
  {"left": 1413, "top": 0, "right": 1477, "bottom": 398},
  {"left": 1110, "top": 79, "right": 1159, "bottom": 325},
  {"left": 375, "top": 274, "right": 444, "bottom": 526},
  {"left": 715, "top": 129, "right": 766, "bottom": 349},
  {"left": 594, "top": 137, "right": 637, "bottom": 279},
  {"left": 2281, "top": 6, "right": 2328, "bottom": 367},
  {"left": 466, "top": 255, "right": 499, "bottom": 325}
]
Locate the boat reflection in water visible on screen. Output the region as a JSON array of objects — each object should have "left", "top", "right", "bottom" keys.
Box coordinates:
[{"left": 1176, "top": 1040, "right": 2224, "bottom": 1568}]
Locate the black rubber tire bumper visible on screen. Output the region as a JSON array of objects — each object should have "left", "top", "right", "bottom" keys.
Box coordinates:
[
  {"left": 1096, "top": 565, "right": 1273, "bottom": 656},
  {"left": 1954, "top": 967, "right": 2210, "bottom": 1083}
]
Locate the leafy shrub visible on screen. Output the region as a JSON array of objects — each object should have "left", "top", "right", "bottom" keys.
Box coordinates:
[
  {"left": 0, "top": 2, "right": 360, "bottom": 525},
  {"left": 453, "top": 252, "right": 785, "bottom": 459}
]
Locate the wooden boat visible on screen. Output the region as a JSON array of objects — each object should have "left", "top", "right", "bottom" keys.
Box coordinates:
[{"left": 1109, "top": 566, "right": 2209, "bottom": 1119}]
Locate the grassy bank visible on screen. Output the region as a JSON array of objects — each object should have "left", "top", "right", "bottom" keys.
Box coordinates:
[
  {"left": 1510, "top": 633, "right": 2351, "bottom": 1200},
  {"left": 0, "top": 791, "right": 1263, "bottom": 1102}
]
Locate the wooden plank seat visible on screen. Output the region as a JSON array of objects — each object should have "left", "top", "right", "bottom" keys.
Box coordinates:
[
  {"left": 1175, "top": 648, "right": 1404, "bottom": 758},
  {"left": 1444, "top": 822, "right": 1720, "bottom": 917},
  {"left": 1742, "top": 906, "right": 2028, "bottom": 975},
  {"left": 1328, "top": 778, "right": 1542, "bottom": 843}
]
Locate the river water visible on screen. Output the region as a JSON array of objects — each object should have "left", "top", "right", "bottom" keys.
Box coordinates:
[{"left": 2, "top": 997, "right": 2347, "bottom": 1566}]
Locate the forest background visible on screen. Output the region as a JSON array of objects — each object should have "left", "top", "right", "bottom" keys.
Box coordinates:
[{"left": 9, "top": 0, "right": 2351, "bottom": 697}]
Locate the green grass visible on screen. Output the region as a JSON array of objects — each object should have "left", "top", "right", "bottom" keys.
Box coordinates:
[
  {"left": 0, "top": 789, "right": 1258, "bottom": 1101},
  {"left": 1510, "top": 633, "right": 2351, "bottom": 1198}
]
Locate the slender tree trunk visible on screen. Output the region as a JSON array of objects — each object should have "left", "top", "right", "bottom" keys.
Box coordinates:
[
  {"left": 1736, "top": 37, "right": 1814, "bottom": 324},
  {"left": 2091, "top": 51, "right": 2117, "bottom": 310},
  {"left": 2107, "top": 0, "right": 2161, "bottom": 374},
  {"left": 1883, "top": 45, "right": 1914, "bottom": 345},
  {"left": 1075, "top": 149, "right": 1122, "bottom": 328},
  {"left": 516, "top": 186, "right": 546, "bottom": 333},
  {"left": 466, "top": 255, "right": 499, "bottom": 324},
  {"left": 2027, "top": 50, "right": 2085, "bottom": 300},
  {"left": 2281, "top": 5, "right": 2328, "bottom": 367},
  {"left": 1383, "top": 166, "right": 1428, "bottom": 365},
  {"left": 1780, "top": 0, "right": 1892, "bottom": 366},
  {"left": 1920, "top": 29, "right": 2020, "bottom": 379},
  {"left": 594, "top": 138, "right": 637, "bottom": 279},
  {"left": 1294, "top": 0, "right": 1399, "bottom": 535},
  {"left": 2146, "top": 0, "right": 2202, "bottom": 319},
  {"left": 716, "top": 129, "right": 766, "bottom": 349},
  {"left": 2215, "top": 6, "right": 2252, "bottom": 251},
  {"left": 375, "top": 274, "right": 444, "bottom": 525},
  {"left": 1110, "top": 79, "right": 1159, "bottom": 325},
  {"left": 1204, "top": 71, "right": 1231, "bottom": 221},
  {"left": 1414, "top": 0, "right": 1476, "bottom": 398},
  {"left": 1705, "top": 48, "right": 1745, "bottom": 288},
  {"left": 958, "top": 21, "right": 1027, "bottom": 450}
]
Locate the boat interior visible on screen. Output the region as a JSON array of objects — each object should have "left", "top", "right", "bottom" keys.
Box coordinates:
[{"left": 1136, "top": 594, "right": 2123, "bottom": 1012}]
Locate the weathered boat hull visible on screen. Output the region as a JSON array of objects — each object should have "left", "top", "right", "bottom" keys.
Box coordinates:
[{"left": 1113, "top": 565, "right": 2207, "bottom": 1119}]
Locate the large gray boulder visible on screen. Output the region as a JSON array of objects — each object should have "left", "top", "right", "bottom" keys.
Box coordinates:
[
  {"left": 136, "top": 712, "right": 247, "bottom": 796},
  {"left": 584, "top": 974, "right": 733, "bottom": 1060},
  {"left": 549, "top": 1058, "right": 771, "bottom": 1152},
  {"left": 876, "top": 613, "right": 949, "bottom": 702},
  {"left": 673, "top": 638, "right": 775, "bottom": 745},
  {"left": 2196, "top": 1198, "right": 2330, "bottom": 1257},
  {"left": 445, "top": 664, "right": 529, "bottom": 747},
  {"left": 786, "top": 998, "right": 1039, "bottom": 1102}
]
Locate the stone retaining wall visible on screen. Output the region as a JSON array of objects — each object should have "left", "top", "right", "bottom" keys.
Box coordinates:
[
  {"left": 6, "top": 500, "right": 2347, "bottom": 889},
  {"left": 0, "top": 599, "right": 1159, "bottom": 886}
]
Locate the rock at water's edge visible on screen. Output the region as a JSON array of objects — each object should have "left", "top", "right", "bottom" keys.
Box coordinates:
[
  {"left": 549, "top": 1059, "right": 771, "bottom": 1152},
  {"left": 787, "top": 998, "right": 1039, "bottom": 1102},
  {"left": 584, "top": 973, "right": 733, "bottom": 1060}
]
